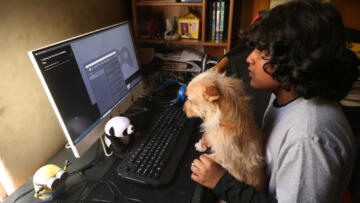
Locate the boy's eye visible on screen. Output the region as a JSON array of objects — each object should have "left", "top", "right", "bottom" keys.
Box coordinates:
[{"left": 261, "top": 55, "right": 270, "bottom": 61}]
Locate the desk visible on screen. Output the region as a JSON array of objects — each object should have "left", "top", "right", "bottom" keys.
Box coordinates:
[
  {"left": 5, "top": 134, "right": 213, "bottom": 203},
  {"left": 5, "top": 107, "right": 216, "bottom": 203}
]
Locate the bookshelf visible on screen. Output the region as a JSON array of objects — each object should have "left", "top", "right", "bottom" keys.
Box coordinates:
[{"left": 131, "top": 0, "right": 234, "bottom": 56}]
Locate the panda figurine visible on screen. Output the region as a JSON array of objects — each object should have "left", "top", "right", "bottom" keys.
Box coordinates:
[{"left": 104, "top": 116, "right": 135, "bottom": 157}]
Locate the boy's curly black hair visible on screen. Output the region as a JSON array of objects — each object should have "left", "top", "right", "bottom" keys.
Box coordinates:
[{"left": 246, "top": 0, "right": 359, "bottom": 101}]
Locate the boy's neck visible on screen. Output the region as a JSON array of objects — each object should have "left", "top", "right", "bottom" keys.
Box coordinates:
[{"left": 273, "top": 87, "right": 299, "bottom": 106}]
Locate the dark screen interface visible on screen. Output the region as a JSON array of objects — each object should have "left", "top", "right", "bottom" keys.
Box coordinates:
[{"left": 33, "top": 23, "right": 141, "bottom": 144}]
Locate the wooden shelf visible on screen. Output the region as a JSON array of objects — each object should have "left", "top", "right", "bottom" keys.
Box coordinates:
[
  {"left": 136, "top": 1, "right": 203, "bottom": 7},
  {"left": 203, "top": 41, "right": 227, "bottom": 47},
  {"left": 131, "top": 0, "right": 235, "bottom": 57},
  {"left": 138, "top": 38, "right": 228, "bottom": 47},
  {"left": 138, "top": 38, "right": 202, "bottom": 45}
]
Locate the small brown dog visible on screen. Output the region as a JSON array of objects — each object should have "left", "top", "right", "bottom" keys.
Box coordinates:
[{"left": 184, "top": 71, "right": 265, "bottom": 192}]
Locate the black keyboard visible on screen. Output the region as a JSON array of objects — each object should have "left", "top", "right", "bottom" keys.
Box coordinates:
[{"left": 117, "top": 106, "right": 195, "bottom": 187}]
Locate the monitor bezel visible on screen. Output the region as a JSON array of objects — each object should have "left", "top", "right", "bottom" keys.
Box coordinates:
[{"left": 28, "top": 21, "right": 146, "bottom": 158}]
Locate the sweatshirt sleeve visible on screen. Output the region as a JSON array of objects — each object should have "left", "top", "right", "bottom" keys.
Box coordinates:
[{"left": 213, "top": 173, "right": 277, "bottom": 203}]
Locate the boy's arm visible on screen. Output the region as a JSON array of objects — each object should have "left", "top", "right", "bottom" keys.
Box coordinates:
[{"left": 213, "top": 173, "right": 277, "bottom": 203}]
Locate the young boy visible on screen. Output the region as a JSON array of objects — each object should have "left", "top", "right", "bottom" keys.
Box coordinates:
[{"left": 190, "top": 1, "right": 359, "bottom": 202}]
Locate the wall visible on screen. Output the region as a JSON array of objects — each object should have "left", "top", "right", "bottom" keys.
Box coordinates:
[
  {"left": 331, "top": 0, "right": 360, "bottom": 31},
  {"left": 0, "top": 0, "right": 131, "bottom": 198},
  {"left": 269, "top": 0, "right": 359, "bottom": 31},
  {"left": 238, "top": 0, "right": 270, "bottom": 34},
  {"left": 269, "top": 0, "right": 291, "bottom": 8}
]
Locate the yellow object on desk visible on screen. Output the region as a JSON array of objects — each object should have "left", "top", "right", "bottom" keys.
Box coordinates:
[{"left": 177, "top": 13, "right": 201, "bottom": 39}]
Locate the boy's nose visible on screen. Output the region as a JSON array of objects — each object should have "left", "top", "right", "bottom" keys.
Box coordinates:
[{"left": 246, "top": 51, "right": 255, "bottom": 65}]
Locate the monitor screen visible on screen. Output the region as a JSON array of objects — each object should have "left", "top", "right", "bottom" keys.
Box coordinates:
[{"left": 28, "top": 22, "right": 145, "bottom": 158}]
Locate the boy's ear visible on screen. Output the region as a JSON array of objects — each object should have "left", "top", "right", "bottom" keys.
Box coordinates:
[{"left": 203, "top": 85, "right": 220, "bottom": 102}]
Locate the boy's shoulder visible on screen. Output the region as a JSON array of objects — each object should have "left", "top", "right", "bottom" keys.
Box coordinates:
[{"left": 284, "top": 98, "right": 351, "bottom": 144}]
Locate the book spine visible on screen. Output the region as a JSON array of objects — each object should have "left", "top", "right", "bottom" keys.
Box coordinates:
[
  {"left": 215, "top": 0, "right": 221, "bottom": 42},
  {"left": 211, "top": 1, "right": 216, "bottom": 41},
  {"left": 207, "top": 0, "right": 212, "bottom": 41},
  {"left": 219, "top": 0, "right": 225, "bottom": 41}
]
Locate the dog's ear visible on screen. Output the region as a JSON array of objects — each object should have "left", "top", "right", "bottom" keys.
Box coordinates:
[{"left": 203, "top": 85, "right": 220, "bottom": 102}]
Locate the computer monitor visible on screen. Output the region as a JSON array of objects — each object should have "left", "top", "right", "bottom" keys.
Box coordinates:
[{"left": 28, "top": 22, "right": 146, "bottom": 158}]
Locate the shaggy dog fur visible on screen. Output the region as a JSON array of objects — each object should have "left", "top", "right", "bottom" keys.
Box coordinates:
[{"left": 184, "top": 71, "right": 266, "bottom": 192}]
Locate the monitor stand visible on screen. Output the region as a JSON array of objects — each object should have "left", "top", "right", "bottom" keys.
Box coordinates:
[{"left": 100, "top": 135, "right": 114, "bottom": 157}]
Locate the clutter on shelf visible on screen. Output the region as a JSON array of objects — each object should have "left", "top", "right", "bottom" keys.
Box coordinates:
[
  {"left": 164, "top": 17, "right": 179, "bottom": 41},
  {"left": 341, "top": 42, "right": 360, "bottom": 107},
  {"left": 139, "top": 13, "right": 164, "bottom": 39},
  {"left": 154, "top": 48, "right": 203, "bottom": 72},
  {"left": 153, "top": 48, "right": 218, "bottom": 73},
  {"left": 341, "top": 75, "right": 360, "bottom": 107}
]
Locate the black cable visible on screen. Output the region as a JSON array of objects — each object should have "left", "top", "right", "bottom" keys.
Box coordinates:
[
  {"left": 107, "top": 180, "right": 132, "bottom": 202},
  {"left": 78, "top": 181, "right": 116, "bottom": 202},
  {"left": 85, "top": 180, "right": 133, "bottom": 203},
  {"left": 69, "top": 141, "right": 103, "bottom": 176},
  {"left": 66, "top": 180, "right": 93, "bottom": 199},
  {"left": 42, "top": 181, "right": 110, "bottom": 203},
  {"left": 13, "top": 187, "right": 33, "bottom": 203},
  {"left": 43, "top": 180, "right": 132, "bottom": 203},
  {"left": 106, "top": 180, "right": 143, "bottom": 203}
]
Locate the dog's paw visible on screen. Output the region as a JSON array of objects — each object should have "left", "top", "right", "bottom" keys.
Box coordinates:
[{"left": 195, "top": 141, "right": 206, "bottom": 152}]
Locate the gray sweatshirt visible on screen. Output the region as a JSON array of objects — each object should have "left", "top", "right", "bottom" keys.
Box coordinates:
[{"left": 263, "top": 94, "right": 355, "bottom": 203}]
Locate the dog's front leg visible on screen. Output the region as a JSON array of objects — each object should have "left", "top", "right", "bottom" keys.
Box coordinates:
[
  {"left": 195, "top": 139, "right": 206, "bottom": 152},
  {"left": 195, "top": 135, "right": 209, "bottom": 152},
  {"left": 205, "top": 153, "right": 221, "bottom": 165}
]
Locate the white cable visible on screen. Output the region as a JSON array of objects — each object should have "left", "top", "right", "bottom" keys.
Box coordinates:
[{"left": 100, "top": 135, "right": 113, "bottom": 157}]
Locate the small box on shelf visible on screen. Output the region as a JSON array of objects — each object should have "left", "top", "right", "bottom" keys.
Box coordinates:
[{"left": 177, "top": 12, "right": 201, "bottom": 39}]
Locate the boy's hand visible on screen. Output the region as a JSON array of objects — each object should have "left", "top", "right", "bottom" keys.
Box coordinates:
[{"left": 190, "top": 155, "right": 226, "bottom": 189}]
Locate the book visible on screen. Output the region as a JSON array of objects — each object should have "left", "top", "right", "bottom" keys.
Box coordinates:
[
  {"left": 206, "top": 0, "right": 212, "bottom": 41},
  {"left": 211, "top": 1, "right": 217, "bottom": 41},
  {"left": 219, "top": 0, "right": 225, "bottom": 41},
  {"left": 215, "top": 0, "right": 221, "bottom": 42}
]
